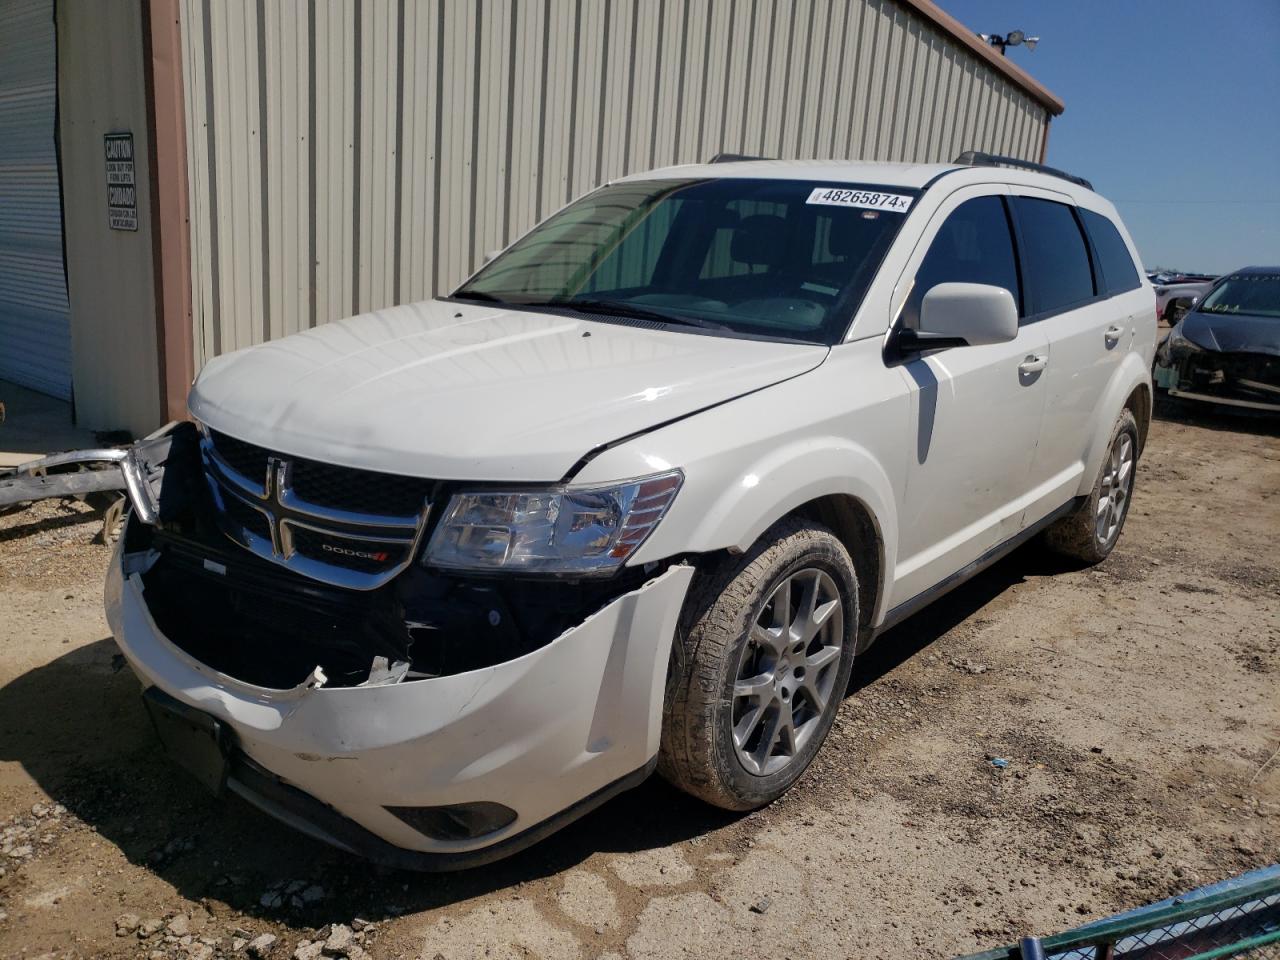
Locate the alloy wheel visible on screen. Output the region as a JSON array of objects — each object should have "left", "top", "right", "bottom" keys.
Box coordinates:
[
  {"left": 731, "top": 568, "right": 845, "bottom": 777},
  {"left": 1096, "top": 431, "right": 1135, "bottom": 547}
]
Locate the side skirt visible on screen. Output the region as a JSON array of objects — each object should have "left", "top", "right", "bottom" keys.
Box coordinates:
[{"left": 872, "top": 496, "right": 1085, "bottom": 638}]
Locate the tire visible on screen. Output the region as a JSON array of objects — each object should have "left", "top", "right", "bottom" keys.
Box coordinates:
[
  {"left": 1043, "top": 409, "right": 1139, "bottom": 563},
  {"left": 658, "top": 517, "right": 858, "bottom": 811}
]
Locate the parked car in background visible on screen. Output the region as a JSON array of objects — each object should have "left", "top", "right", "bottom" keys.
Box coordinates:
[
  {"left": 1155, "top": 274, "right": 1217, "bottom": 325},
  {"left": 107, "top": 154, "right": 1155, "bottom": 868},
  {"left": 1154, "top": 266, "right": 1280, "bottom": 412}
]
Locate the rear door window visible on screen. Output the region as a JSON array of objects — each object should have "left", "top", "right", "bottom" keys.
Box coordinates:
[
  {"left": 1011, "top": 197, "right": 1096, "bottom": 315},
  {"left": 902, "top": 195, "right": 1021, "bottom": 327},
  {"left": 1080, "top": 209, "right": 1141, "bottom": 295}
]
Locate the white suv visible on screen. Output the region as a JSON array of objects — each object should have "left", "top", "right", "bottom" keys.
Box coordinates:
[{"left": 108, "top": 154, "right": 1156, "bottom": 869}]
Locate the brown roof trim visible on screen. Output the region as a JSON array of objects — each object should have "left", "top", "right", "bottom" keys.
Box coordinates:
[
  {"left": 895, "top": 0, "right": 1066, "bottom": 116},
  {"left": 142, "top": 0, "right": 195, "bottom": 422}
]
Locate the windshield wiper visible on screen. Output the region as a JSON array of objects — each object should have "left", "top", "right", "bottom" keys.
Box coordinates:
[
  {"left": 452, "top": 289, "right": 507, "bottom": 303},
  {"left": 548, "top": 297, "right": 730, "bottom": 330}
]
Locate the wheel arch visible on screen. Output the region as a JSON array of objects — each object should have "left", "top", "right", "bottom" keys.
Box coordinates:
[
  {"left": 788, "top": 494, "right": 885, "bottom": 651},
  {"left": 1076, "top": 354, "right": 1154, "bottom": 497},
  {"left": 1126, "top": 381, "right": 1152, "bottom": 454},
  {"left": 662, "top": 443, "right": 901, "bottom": 632},
  {"left": 620, "top": 441, "right": 902, "bottom": 632}
]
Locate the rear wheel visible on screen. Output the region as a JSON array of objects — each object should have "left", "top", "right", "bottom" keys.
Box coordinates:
[
  {"left": 658, "top": 518, "right": 858, "bottom": 810},
  {"left": 1044, "top": 409, "right": 1139, "bottom": 563}
]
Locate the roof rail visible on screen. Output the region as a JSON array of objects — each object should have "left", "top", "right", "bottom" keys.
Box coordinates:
[
  {"left": 707, "top": 152, "right": 772, "bottom": 163},
  {"left": 953, "top": 151, "right": 1093, "bottom": 190}
]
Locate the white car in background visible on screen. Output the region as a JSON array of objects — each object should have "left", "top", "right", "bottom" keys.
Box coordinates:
[
  {"left": 108, "top": 153, "right": 1156, "bottom": 869},
  {"left": 1155, "top": 275, "right": 1216, "bottom": 324}
]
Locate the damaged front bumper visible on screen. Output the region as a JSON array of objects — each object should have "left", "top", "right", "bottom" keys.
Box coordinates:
[
  {"left": 104, "top": 426, "right": 696, "bottom": 868},
  {"left": 0, "top": 424, "right": 174, "bottom": 512},
  {"left": 108, "top": 544, "right": 692, "bottom": 867},
  {"left": 1155, "top": 340, "right": 1280, "bottom": 412}
]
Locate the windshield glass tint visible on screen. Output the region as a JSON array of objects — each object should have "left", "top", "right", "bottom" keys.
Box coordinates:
[
  {"left": 454, "top": 178, "right": 911, "bottom": 343},
  {"left": 1198, "top": 274, "right": 1280, "bottom": 319}
]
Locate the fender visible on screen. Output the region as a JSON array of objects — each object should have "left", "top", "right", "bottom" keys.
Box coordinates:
[
  {"left": 1076, "top": 351, "right": 1152, "bottom": 497},
  {"left": 573, "top": 349, "right": 910, "bottom": 629},
  {"left": 668, "top": 437, "right": 899, "bottom": 625},
  {"left": 687, "top": 438, "right": 896, "bottom": 598}
]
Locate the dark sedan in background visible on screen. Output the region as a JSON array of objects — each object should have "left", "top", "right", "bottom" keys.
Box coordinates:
[{"left": 1154, "top": 266, "right": 1280, "bottom": 413}]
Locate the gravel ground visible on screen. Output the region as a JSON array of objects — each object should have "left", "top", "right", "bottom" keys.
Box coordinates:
[{"left": 1, "top": 397, "right": 1277, "bottom": 960}]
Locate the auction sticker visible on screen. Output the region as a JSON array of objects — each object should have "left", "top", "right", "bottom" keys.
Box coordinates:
[{"left": 806, "top": 187, "right": 913, "bottom": 213}]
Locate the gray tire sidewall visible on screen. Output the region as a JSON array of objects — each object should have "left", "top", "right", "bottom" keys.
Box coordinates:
[{"left": 704, "top": 529, "right": 858, "bottom": 806}]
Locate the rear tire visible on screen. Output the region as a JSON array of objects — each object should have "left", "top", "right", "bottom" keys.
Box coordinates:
[
  {"left": 1043, "top": 409, "right": 1139, "bottom": 563},
  {"left": 658, "top": 518, "right": 858, "bottom": 811}
]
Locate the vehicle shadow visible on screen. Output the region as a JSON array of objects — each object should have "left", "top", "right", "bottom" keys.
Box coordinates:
[
  {"left": 1153, "top": 391, "right": 1279, "bottom": 437},
  {"left": 0, "top": 635, "right": 736, "bottom": 929},
  {"left": 848, "top": 539, "right": 1083, "bottom": 693},
  {"left": 0, "top": 541, "right": 1067, "bottom": 928}
]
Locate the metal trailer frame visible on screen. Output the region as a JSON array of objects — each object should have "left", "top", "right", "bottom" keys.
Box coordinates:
[
  {"left": 0, "top": 425, "right": 176, "bottom": 522},
  {"left": 957, "top": 866, "right": 1280, "bottom": 960}
]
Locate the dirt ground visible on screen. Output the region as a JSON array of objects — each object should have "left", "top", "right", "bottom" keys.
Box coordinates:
[{"left": 1, "top": 398, "right": 1277, "bottom": 960}]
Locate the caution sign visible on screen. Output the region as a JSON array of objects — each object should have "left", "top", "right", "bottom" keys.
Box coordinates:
[{"left": 104, "top": 132, "right": 138, "bottom": 231}]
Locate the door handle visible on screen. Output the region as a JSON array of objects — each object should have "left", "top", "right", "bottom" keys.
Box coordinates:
[
  {"left": 1104, "top": 324, "right": 1124, "bottom": 344},
  {"left": 1018, "top": 354, "right": 1048, "bottom": 375}
]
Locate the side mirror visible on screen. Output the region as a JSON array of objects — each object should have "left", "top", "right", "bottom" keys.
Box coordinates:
[
  {"left": 1168, "top": 296, "right": 1194, "bottom": 324},
  {"left": 902, "top": 282, "right": 1019, "bottom": 353}
]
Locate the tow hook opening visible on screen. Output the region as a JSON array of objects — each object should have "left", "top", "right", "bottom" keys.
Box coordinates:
[{"left": 121, "top": 425, "right": 675, "bottom": 690}]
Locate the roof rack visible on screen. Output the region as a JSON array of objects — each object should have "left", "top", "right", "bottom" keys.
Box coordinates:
[
  {"left": 953, "top": 151, "right": 1093, "bottom": 190},
  {"left": 707, "top": 152, "right": 773, "bottom": 163}
]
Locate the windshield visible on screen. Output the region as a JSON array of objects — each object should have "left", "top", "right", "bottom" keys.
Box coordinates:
[
  {"left": 453, "top": 177, "right": 914, "bottom": 344},
  {"left": 1197, "top": 274, "right": 1280, "bottom": 319}
]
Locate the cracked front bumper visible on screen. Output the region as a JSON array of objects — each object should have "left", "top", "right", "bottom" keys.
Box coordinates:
[
  {"left": 106, "top": 542, "right": 693, "bottom": 867},
  {"left": 1156, "top": 345, "right": 1280, "bottom": 411}
]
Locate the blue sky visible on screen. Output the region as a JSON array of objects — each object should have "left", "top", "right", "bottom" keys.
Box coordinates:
[{"left": 936, "top": 0, "right": 1280, "bottom": 273}]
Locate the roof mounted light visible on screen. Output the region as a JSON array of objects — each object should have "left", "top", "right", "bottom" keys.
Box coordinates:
[{"left": 980, "top": 30, "right": 1041, "bottom": 56}]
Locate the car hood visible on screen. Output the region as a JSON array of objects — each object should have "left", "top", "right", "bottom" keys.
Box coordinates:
[
  {"left": 188, "top": 299, "right": 828, "bottom": 481},
  {"left": 1180, "top": 310, "right": 1280, "bottom": 357}
]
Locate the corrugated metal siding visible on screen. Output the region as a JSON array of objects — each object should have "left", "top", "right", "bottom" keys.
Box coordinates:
[
  {"left": 0, "top": 0, "right": 71, "bottom": 398},
  {"left": 181, "top": 0, "right": 1051, "bottom": 366}
]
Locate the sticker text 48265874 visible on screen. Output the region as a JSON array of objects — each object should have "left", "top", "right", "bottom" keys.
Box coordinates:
[{"left": 806, "top": 187, "right": 914, "bottom": 213}]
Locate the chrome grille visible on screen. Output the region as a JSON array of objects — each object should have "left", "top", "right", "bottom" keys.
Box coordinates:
[{"left": 200, "top": 428, "right": 432, "bottom": 590}]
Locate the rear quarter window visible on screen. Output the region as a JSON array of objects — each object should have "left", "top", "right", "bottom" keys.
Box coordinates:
[
  {"left": 1011, "top": 196, "right": 1096, "bottom": 315},
  {"left": 1080, "top": 209, "right": 1141, "bottom": 295}
]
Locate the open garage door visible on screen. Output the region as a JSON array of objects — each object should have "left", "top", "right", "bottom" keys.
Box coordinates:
[{"left": 0, "top": 0, "right": 71, "bottom": 399}]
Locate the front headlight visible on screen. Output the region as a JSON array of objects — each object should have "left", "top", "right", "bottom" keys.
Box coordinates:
[
  {"left": 1165, "top": 321, "right": 1202, "bottom": 354},
  {"left": 423, "top": 471, "right": 683, "bottom": 575}
]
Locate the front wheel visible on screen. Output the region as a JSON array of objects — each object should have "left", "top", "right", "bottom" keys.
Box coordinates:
[
  {"left": 658, "top": 518, "right": 858, "bottom": 811},
  {"left": 1043, "top": 409, "right": 1139, "bottom": 563}
]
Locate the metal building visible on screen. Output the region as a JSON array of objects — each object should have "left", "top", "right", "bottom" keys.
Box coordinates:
[
  {"left": 0, "top": 0, "right": 71, "bottom": 398},
  {"left": 1, "top": 0, "right": 1063, "bottom": 435}
]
